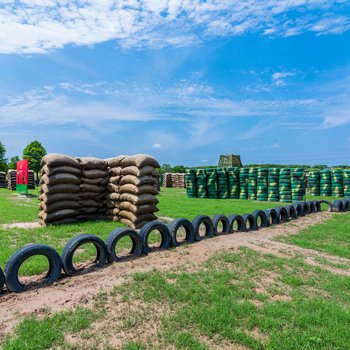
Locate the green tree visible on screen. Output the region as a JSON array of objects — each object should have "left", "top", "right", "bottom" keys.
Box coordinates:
[
  {"left": 172, "top": 165, "right": 186, "bottom": 173},
  {"left": 160, "top": 163, "right": 172, "bottom": 174},
  {"left": 0, "top": 142, "right": 7, "bottom": 172},
  {"left": 8, "top": 155, "right": 20, "bottom": 170},
  {"left": 23, "top": 141, "right": 47, "bottom": 178}
]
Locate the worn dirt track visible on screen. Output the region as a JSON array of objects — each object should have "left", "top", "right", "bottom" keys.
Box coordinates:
[{"left": 0, "top": 212, "right": 349, "bottom": 339}]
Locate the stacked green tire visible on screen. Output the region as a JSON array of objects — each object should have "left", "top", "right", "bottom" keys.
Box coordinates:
[
  {"left": 268, "top": 168, "right": 280, "bottom": 202},
  {"left": 217, "top": 168, "right": 229, "bottom": 199},
  {"left": 257, "top": 168, "right": 268, "bottom": 201},
  {"left": 320, "top": 169, "right": 332, "bottom": 197},
  {"left": 196, "top": 169, "right": 208, "bottom": 198},
  {"left": 227, "top": 167, "right": 240, "bottom": 199},
  {"left": 308, "top": 170, "right": 320, "bottom": 196},
  {"left": 239, "top": 168, "right": 249, "bottom": 200},
  {"left": 206, "top": 168, "right": 218, "bottom": 199},
  {"left": 331, "top": 170, "right": 344, "bottom": 197},
  {"left": 343, "top": 170, "right": 350, "bottom": 197},
  {"left": 248, "top": 168, "right": 257, "bottom": 200},
  {"left": 291, "top": 168, "right": 306, "bottom": 201},
  {"left": 185, "top": 169, "right": 197, "bottom": 198},
  {"left": 279, "top": 168, "right": 291, "bottom": 202}
]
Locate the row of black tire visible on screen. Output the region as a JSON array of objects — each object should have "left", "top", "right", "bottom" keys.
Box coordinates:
[{"left": 1, "top": 198, "right": 349, "bottom": 294}]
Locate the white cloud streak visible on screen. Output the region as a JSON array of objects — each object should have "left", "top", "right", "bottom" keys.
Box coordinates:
[{"left": 0, "top": 0, "right": 349, "bottom": 54}]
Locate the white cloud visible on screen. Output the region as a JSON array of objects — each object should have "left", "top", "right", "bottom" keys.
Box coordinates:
[
  {"left": 152, "top": 143, "right": 162, "bottom": 149},
  {"left": 272, "top": 71, "right": 296, "bottom": 86},
  {"left": 0, "top": 1, "right": 348, "bottom": 54},
  {"left": 322, "top": 114, "right": 350, "bottom": 128}
]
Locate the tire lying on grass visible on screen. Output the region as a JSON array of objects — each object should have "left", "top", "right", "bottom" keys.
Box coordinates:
[
  {"left": 333, "top": 200, "right": 344, "bottom": 212},
  {"left": 139, "top": 221, "right": 172, "bottom": 254},
  {"left": 252, "top": 210, "right": 268, "bottom": 229},
  {"left": 106, "top": 228, "right": 143, "bottom": 262},
  {"left": 292, "top": 203, "right": 304, "bottom": 217},
  {"left": 275, "top": 206, "right": 289, "bottom": 223},
  {"left": 306, "top": 201, "right": 317, "bottom": 213},
  {"left": 342, "top": 199, "right": 350, "bottom": 212},
  {"left": 212, "top": 214, "right": 231, "bottom": 235},
  {"left": 167, "top": 218, "right": 195, "bottom": 247},
  {"left": 242, "top": 214, "right": 257, "bottom": 231},
  {"left": 265, "top": 208, "right": 280, "bottom": 226},
  {"left": 192, "top": 215, "right": 214, "bottom": 241},
  {"left": 318, "top": 200, "right": 333, "bottom": 212},
  {"left": 61, "top": 234, "right": 108, "bottom": 276},
  {"left": 284, "top": 205, "right": 297, "bottom": 219},
  {"left": 5, "top": 244, "right": 62, "bottom": 293},
  {"left": 0, "top": 266, "right": 5, "bottom": 292},
  {"left": 228, "top": 214, "right": 245, "bottom": 232}
]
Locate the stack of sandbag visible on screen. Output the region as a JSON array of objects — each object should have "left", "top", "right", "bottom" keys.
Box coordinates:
[
  {"left": 172, "top": 173, "right": 186, "bottom": 188},
  {"left": 105, "top": 156, "right": 126, "bottom": 222},
  {"left": 162, "top": 173, "right": 172, "bottom": 187},
  {"left": 77, "top": 157, "right": 108, "bottom": 221},
  {"left": 28, "top": 170, "right": 36, "bottom": 189},
  {"left": 0, "top": 172, "right": 6, "bottom": 188},
  {"left": 39, "top": 154, "right": 81, "bottom": 225},
  {"left": 7, "top": 170, "right": 16, "bottom": 191},
  {"left": 118, "top": 154, "right": 160, "bottom": 229}
]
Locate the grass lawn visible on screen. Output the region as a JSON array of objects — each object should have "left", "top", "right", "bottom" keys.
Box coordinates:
[{"left": 3, "top": 247, "right": 350, "bottom": 349}]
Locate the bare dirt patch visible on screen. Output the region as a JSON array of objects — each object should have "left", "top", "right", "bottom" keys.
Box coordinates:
[
  {"left": 0, "top": 212, "right": 349, "bottom": 340},
  {"left": 1, "top": 222, "right": 40, "bottom": 229}
]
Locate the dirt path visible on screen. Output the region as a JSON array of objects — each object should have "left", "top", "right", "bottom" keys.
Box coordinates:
[{"left": 0, "top": 212, "right": 349, "bottom": 339}]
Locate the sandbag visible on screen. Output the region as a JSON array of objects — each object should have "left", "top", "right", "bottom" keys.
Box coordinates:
[
  {"left": 39, "top": 193, "right": 79, "bottom": 204},
  {"left": 108, "top": 167, "right": 122, "bottom": 176},
  {"left": 119, "top": 175, "right": 158, "bottom": 186},
  {"left": 78, "top": 199, "right": 104, "bottom": 208},
  {"left": 39, "top": 201, "right": 80, "bottom": 213},
  {"left": 82, "top": 169, "right": 108, "bottom": 179},
  {"left": 120, "top": 193, "right": 159, "bottom": 205},
  {"left": 120, "top": 218, "right": 150, "bottom": 230},
  {"left": 41, "top": 165, "right": 81, "bottom": 177},
  {"left": 41, "top": 153, "right": 80, "bottom": 168},
  {"left": 76, "top": 214, "right": 107, "bottom": 221},
  {"left": 39, "top": 209, "right": 79, "bottom": 222},
  {"left": 40, "top": 173, "right": 80, "bottom": 186},
  {"left": 41, "top": 184, "right": 80, "bottom": 194},
  {"left": 78, "top": 207, "right": 105, "bottom": 214},
  {"left": 109, "top": 176, "right": 121, "bottom": 184},
  {"left": 81, "top": 177, "right": 108, "bottom": 186},
  {"left": 107, "top": 193, "right": 120, "bottom": 201},
  {"left": 120, "top": 154, "right": 160, "bottom": 168},
  {"left": 80, "top": 183, "right": 107, "bottom": 193},
  {"left": 106, "top": 201, "right": 119, "bottom": 208},
  {"left": 108, "top": 183, "right": 120, "bottom": 192},
  {"left": 78, "top": 191, "right": 108, "bottom": 200},
  {"left": 40, "top": 217, "right": 79, "bottom": 226},
  {"left": 106, "top": 155, "right": 127, "bottom": 168},
  {"left": 120, "top": 184, "right": 158, "bottom": 195},
  {"left": 121, "top": 166, "right": 157, "bottom": 177},
  {"left": 119, "top": 202, "right": 158, "bottom": 214},
  {"left": 77, "top": 157, "right": 107, "bottom": 170}
]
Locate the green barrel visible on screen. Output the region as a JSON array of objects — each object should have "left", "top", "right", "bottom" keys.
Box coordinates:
[
  {"left": 239, "top": 167, "right": 249, "bottom": 200},
  {"left": 308, "top": 170, "right": 320, "bottom": 197},
  {"left": 291, "top": 168, "right": 306, "bottom": 201},
  {"left": 217, "top": 167, "right": 229, "bottom": 199},
  {"left": 196, "top": 169, "right": 208, "bottom": 198},
  {"left": 331, "top": 170, "right": 344, "bottom": 197},
  {"left": 257, "top": 168, "right": 268, "bottom": 201},
  {"left": 206, "top": 168, "right": 218, "bottom": 199},
  {"left": 185, "top": 169, "right": 197, "bottom": 198},
  {"left": 227, "top": 167, "right": 240, "bottom": 199},
  {"left": 320, "top": 169, "right": 332, "bottom": 197},
  {"left": 279, "top": 168, "right": 291, "bottom": 203},
  {"left": 268, "top": 168, "right": 280, "bottom": 202},
  {"left": 248, "top": 168, "right": 257, "bottom": 200},
  {"left": 343, "top": 169, "right": 350, "bottom": 197}
]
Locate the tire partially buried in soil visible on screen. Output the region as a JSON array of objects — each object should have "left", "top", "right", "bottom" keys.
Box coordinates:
[
  {"left": 342, "top": 199, "right": 350, "bottom": 211},
  {"left": 212, "top": 214, "right": 231, "bottom": 235},
  {"left": 318, "top": 200, "right": 333, "bottom": 212},
  {"left": 292, "top": 202, "right": 304, "bottom": 217},
  {"left": 5, "top": 244, "right": 62, "bottom": 293},
  {"left": 242, "top": 213, "right": 257, "bottom": 231},
  {"left": 228, "top": 214, "right": 245, "bottom": 232},
  {"left": 333, "top": 200, "right": 344, "bottom": 212},
  {"left": 252, "top": 210, "right": 268, "bottom": 228},
  {"left": 139, "top": 221, "right": 172, "bottom": 253},
  {"left": 0, "top": 266, "right": 5, "bottom": 292},
  {"left": 275, "top": 206, "right": 289, "bottom": 223},
  {"left": 61, "top": 234, "right": 108, "bottom": 276},
  {"left": 192, "top": 215, "right": 214, "bottom": 241},
  {"left": 106, "top": 228, "right": 143, "bottom": 262},
  {"left": 265, "top": 208, "right": 280, "bottom": 226},
  {"left": 167, "top": 218, "right": 195, "bottom": 247},
  {"left": 284, "top": 204, "right": 297, "bottom": 219}
]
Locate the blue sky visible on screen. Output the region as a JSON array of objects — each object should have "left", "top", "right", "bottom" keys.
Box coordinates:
[{"left": 0, "top": 1, "right": 350, "bottom": 166}]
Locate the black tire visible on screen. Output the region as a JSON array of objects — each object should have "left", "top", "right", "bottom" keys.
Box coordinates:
[
  {"left": 252, "top": 210, "right": 268, "bottom": 228},
  {"left": 61, "top": 234, "right": 108, "bottom": 276},
  {"left": 192, "top": 215, "right": 214, "bottom": 241},
  {"left": 300, "top": 202, "right": 311, "bottom": 215},
  {"left": 5, "top": 244, "right": 62, "bottom": 293},
  {"left": 0, "top": 266, "right": 5, "bottom": 293},
  {"left": 306, "top": 201, "right": 317, "bottom": 213},
  {"left": 265, "top": 208, "right": 280, "bottom": 226},
  {"left": 292, "top": 203, "right": 304, "bottom": 217},
  {"left": 275, "top": 206, "right": 289, "bottom": 223},
  {"left": 139, "top": 221, "right": 172, "bottom": 253},
  {"left": 318, "top": 200, "right": 333, "bottom": 212},
  {"left": 342, "top": 199, "right": 350, "bottom": 212},
  {"left": 167, "top": 218, "right": 195, "bottom": 247},
  {"left": 242, "top": 214, "right": 258, "bottom": 231},
  {"left": 285, "top": 205, "right": 297, "bottom": 219},
  {"left": 212, "top": 214, "right": 230, "bottom": 235},
  {"left": 313, "top": 201, "right": 321, "bottom": 212},
  {"left": 333, "top": 200, "right": 344, "bottom": 212},
  {"left": 228, "top": 214, "right": 245, "bottom": 232},
  {"left": 106, "top": 228, "right": 143, "bottom": 262}
]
